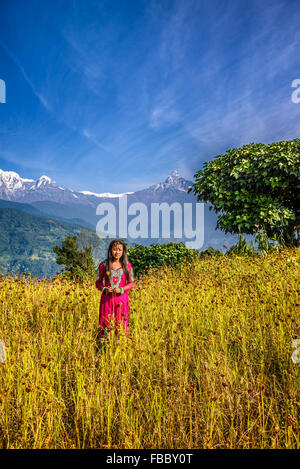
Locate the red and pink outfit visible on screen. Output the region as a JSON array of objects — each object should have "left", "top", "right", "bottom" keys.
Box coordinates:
[{"left": 95, "top": 261, "right": 135, "bottom": 338}]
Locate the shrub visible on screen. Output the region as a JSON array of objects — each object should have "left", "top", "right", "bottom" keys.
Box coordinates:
[{"left": 127, "top": 242, "right": 199, "bottom": 278}]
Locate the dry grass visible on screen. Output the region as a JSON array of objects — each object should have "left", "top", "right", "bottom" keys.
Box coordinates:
[{"left": 0, "top": 248, "right": 299, "bottom": 449}]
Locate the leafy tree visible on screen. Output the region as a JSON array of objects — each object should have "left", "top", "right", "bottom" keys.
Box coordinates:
[
  {"left": 187, "top": 138, "right": 300, "bottom": 247},
  {"left": 53, "top": 234, "right": 97, "bottom": 279}
]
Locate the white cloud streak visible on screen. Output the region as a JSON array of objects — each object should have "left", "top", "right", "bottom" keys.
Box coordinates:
[{"left": 0, "top": 38, "right": 51, "bottom": 112}]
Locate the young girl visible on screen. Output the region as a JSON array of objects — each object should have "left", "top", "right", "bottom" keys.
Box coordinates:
[{"left": 96, "top": 239, "right": 135, "bottom": 340}]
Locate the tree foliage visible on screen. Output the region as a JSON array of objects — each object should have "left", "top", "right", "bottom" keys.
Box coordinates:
[
  {"left": 53, "top": 234, "right": 97, "bottom": 279},
  {"left": 187, "top": 138, "right": 300, "bottom": 247}
]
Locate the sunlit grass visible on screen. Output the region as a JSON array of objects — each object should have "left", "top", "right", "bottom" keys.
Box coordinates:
[{"left": 0, "top": 248, "right": 299, "bottom": 449}]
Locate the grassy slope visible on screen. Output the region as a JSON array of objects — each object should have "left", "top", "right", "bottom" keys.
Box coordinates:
[{"left": 0, "top": 248, "right": 299, "bottom": 449}]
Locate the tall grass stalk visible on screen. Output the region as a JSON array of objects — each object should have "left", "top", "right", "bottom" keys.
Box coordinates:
[{"left": 0, "top": 248, "right": 299, "bottom": 449}]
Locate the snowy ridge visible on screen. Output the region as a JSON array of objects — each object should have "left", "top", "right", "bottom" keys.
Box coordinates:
[
  {"left": 79, "top": 190, "right": 135, "bottom": 198},
  {"left": 0, "top": 169, "right": 34, "bottom": 189},
  {"left": 0, "top": 168, "right": 193, "bottom": 205}
]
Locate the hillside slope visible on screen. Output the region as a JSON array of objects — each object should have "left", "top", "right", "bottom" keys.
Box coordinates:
[{"left": 0, "top": 208, "right": 108, "bottom": 277}]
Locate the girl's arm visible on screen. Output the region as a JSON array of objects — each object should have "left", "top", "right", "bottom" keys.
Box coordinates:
[
  {"left": 95, "top": 262, "right": 107, "bottom": 292},
  {"left": 122, "top": 263, "right": 135, "bottom": 293}
]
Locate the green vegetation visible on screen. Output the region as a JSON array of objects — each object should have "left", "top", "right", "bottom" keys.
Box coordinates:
[
  {"left": 188, "top": 138, "right": 300, "bottom": 248},
  {"left": 53, "top": 234, "right": 99, "bottom": 280},
  {"left": 126, "top": 233, "right": 288, "bottom": 279},
  {"left": 127, "top": 242, "right": 200, "bottom": 278}
]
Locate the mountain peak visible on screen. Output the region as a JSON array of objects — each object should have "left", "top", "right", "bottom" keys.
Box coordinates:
[
  {"left": 36, "top": 175, "right": 55, "bottom": 188},
  {"left": 37, "top": 175, "right": 53, "bottom": 183},
  {"left": 163, "top": 170, "right": 192, "bottom": 191},
  {"left": 0, "top": 168, "right": 34, "bottom": 189},
  {"left": 141, "top": 170, "right": 193, "bottom": 195},
  {"left": 171, "top": 169, "right": 180, "bottom": 177},
  {"left": 0, "top": 169, "right": 20, "bottom": 178},
  {"left": 165, "top": 169, "right": 180, "bottom": 184}
]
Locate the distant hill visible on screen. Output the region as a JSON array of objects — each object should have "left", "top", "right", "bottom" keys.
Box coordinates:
[
  {"left": 0, "top": 198, "right": 46, "bottom": 216},
  {"left": 0, "top": 198, "right": 95, "bottom": 230},
  {"left": 0, "top": 208, "right": 110, "bottom": 278},
  {"left": 29, "top": 200, "right": 97, "bottom": 229}
]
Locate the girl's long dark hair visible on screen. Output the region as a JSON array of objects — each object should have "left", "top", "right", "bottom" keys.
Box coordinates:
[{"left": 104, "top": 239, "right": 130, "bottom": 282}]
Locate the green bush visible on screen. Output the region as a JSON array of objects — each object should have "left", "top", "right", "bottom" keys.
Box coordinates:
[
  {"left": 127, "top": 242, "right": 200, "bottom": 278},
  {"left": 226, "top": 234, "right": 256, "bottom": 256},
  {"left": 226, "top": 232, "right": 286, "bottom": 256},
  {"left": 198, "top": 247, "right": 224, "bottom": 258}
]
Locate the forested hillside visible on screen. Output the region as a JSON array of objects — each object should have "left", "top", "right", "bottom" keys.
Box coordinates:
[{"left": 0, "top": 208, "right": 108, "bottom": 277}]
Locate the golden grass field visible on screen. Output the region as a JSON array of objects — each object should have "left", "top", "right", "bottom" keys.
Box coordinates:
[{"left": 0, "top": 248, "right": 299, "bottom": 449}]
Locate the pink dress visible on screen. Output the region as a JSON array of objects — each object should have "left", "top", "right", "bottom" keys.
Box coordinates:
[{"left": 95, "top": 261, "right": 135, "bottom": 338}]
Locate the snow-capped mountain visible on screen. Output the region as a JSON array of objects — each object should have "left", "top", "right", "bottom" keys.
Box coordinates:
[
  {"left": 79, "top": 190, "right": 134, "bottom": 198},
  {"left": 139, "top": 169, "right": 192, "bottom": 193},
  {"left": 0, "top": 168, "right": 193, "bottom": 206},
  {"left": 0, "top": 170, "right": 34, "bottom": 195},
  {"left": 0, "top": 169, "right": 66, "bottom": 202},
  {"left": 0, "top": 169, "right": 134, "bottom": 205},
  {"left": 121, "top": 170, "right": 195, "bottom": 208}
]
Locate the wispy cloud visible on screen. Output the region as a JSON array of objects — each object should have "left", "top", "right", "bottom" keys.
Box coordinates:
[
  {"left": 0, "top": 150, "right": 55, "bottom": 172},
  {"left": 158, "top": 0, "right": 193, "bottom": 73},
  {"left": 146, "top": 0, "right": 300, "bottom": 171},
  {"left": 0, "top": 38, "right": 51, "bottom": 112},
  {"left": 149, "top": 90, "right": 181, "bottom": 130},
  {"left": 82, "top": 129, "right": 113, "bottom": 154}
]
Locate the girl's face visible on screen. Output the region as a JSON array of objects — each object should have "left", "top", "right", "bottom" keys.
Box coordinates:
[{"left": 111, "top": 243, "right": 123, "bottom": 261}]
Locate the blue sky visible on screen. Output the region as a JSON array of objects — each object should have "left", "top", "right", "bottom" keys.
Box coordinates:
[{"left": 0, "top": 0, "right": 299, "bottom": 193}]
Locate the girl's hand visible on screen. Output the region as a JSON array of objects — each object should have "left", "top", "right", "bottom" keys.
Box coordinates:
[
  {"left": 113, "top": 287, "right": 121, "bottom": 294},
  {"left": 106, "top": 286, "right": 113, "bottom": 293}
]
